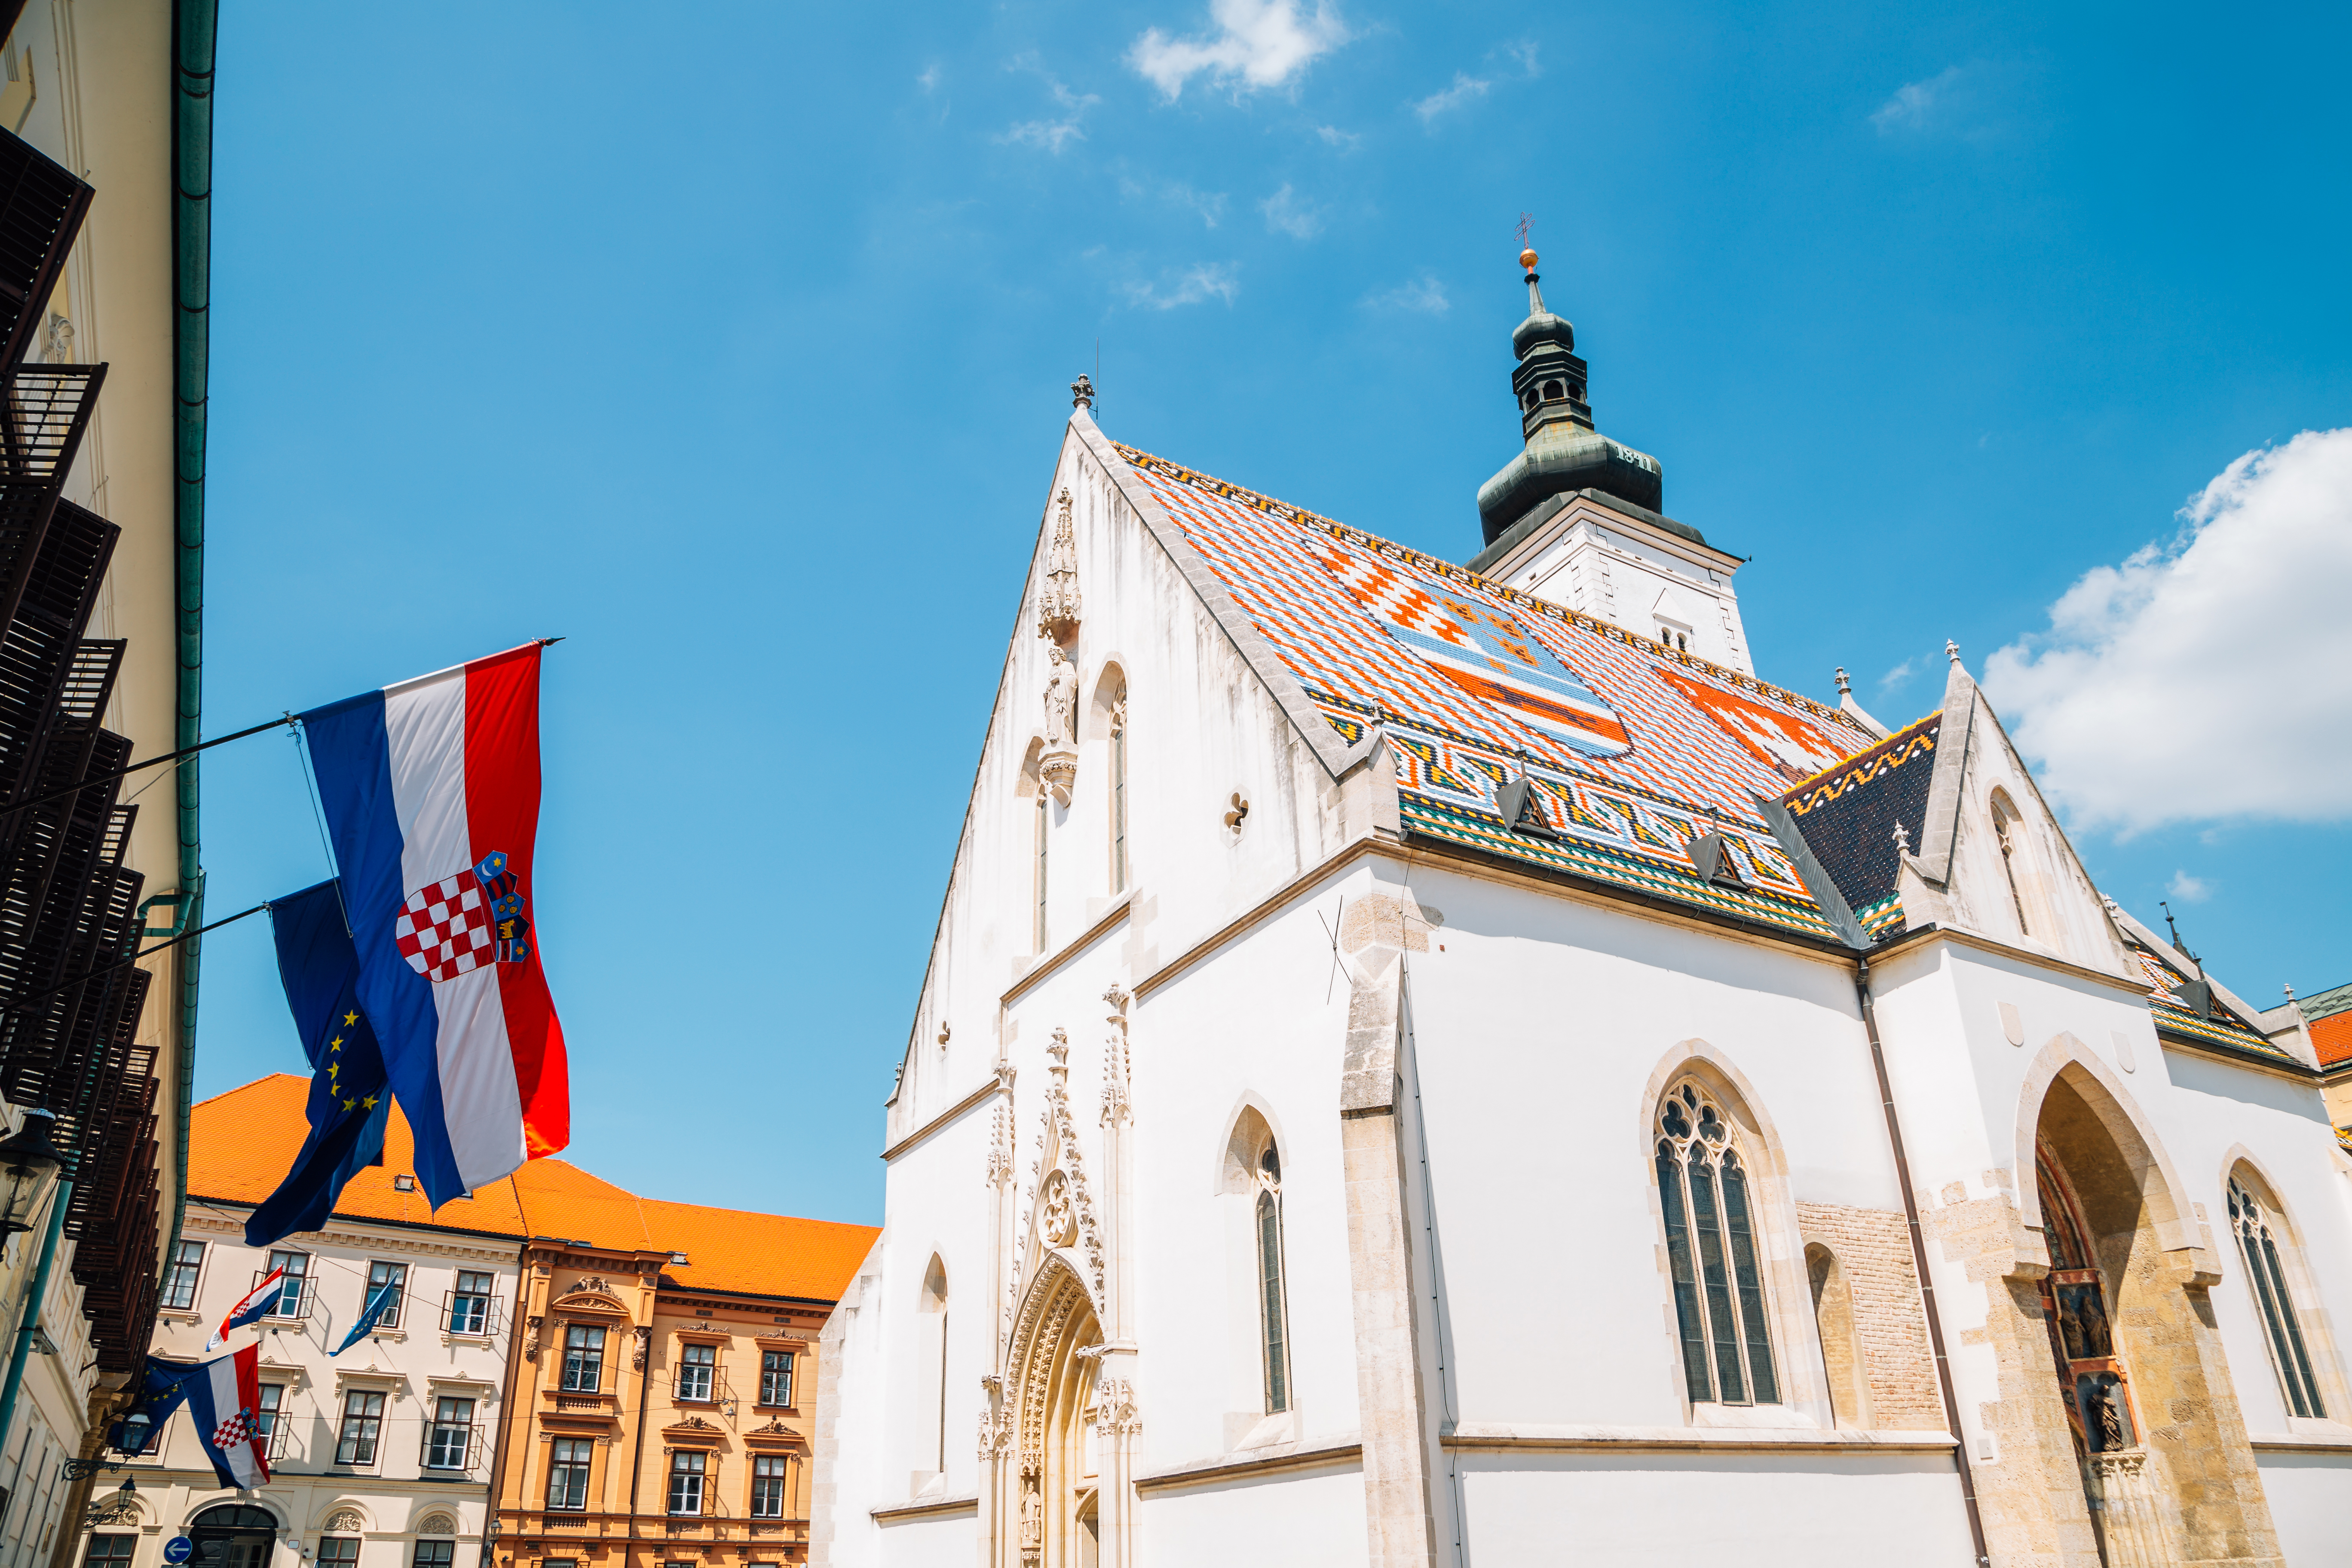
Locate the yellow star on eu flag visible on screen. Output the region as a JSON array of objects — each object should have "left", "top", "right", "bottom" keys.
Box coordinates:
[
  {"left": 343, "top": 1097, "right": 357, "bottom": 1111},
  {"left": 344, "top": 1011, "right": 358, "bottom": 1026},
  {"left": 330, "top": 1037, "right": 342, "bottom": 1051},
  {"left": 362, "top": 1095, "right": 379, "bottom": 1109}
]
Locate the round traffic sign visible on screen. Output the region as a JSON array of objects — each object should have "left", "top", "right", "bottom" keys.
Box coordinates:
[{"left": 163, "top": 1538, "right": 194, "bottom": 1565}]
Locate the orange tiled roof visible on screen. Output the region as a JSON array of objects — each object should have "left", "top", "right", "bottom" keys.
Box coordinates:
[
  {"left": 190, "top": 1075, "right": 876, "bottom": 1303},
  {"left": 2311, "top": 1011, "right": 2352, "bottom": 1069}
]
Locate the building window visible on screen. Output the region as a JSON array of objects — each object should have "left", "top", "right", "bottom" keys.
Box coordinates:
[
  {"left": 562, "top": 1326, "right": 606, "bottom": 1393},
  {"left": 546, "top": 1438, "right": 592, "bottom": 1510},
  {"left": 1655, "top": 1081, "right": 1779, "bottom": 1407},
  {"left": 759, "top": 1351, "right": 793, "bottom": 1408},
  {"left": 1108, "top": 686, "right": 1129, "bottom": 892},
  {"left": 85, "top": 1537, "right": 135, "bottom": 1568},
  {"left": 448, "top": 1271, "right": 493, "bottom": 1335},
  {"left": 318, "top": 1540, "right": 360, "bottom": 1568},
  {"left": 364, "top": 1261, "right": 407, "bottom": 1329},
  {"left": 2228, "top": 1176, "right": 2328, "bottom": 1419},
  {"left": 424, "top": 1396, "right": 474, "bottom": 1470},
  {"left": 335, "top": 1390, "right": 385, "bottom": 1465},
  {"left": 255, "top": 1384, "right": 283, "bottom": 1455},
  {"left": 677, "top": 1343, "right": 715, "bottom": 1403},
  {"left": 668, "top": 1452, "right": 706, "bottom": 1516},
  {"left": 412, "top": 1544, "right": 453, "bottom": 1568},
  {"left": 1256, "top": 1145, "right": 1290, "bottom": 1415},
  {"left": 1988, "top": 788, "right": 2035, "bottom": 937},
  {"left": 750, "top": 1455, "right": 787, "bottom": 1518},
  {"left": 1033, "top": 789, "right": 1048, "bottom": 952},
  {"left": 268, "top": 1250, "right": 312, "bottom": 1318},
  {"left": 160, "top": 1241, "right": 205, "bottom": 1311}
]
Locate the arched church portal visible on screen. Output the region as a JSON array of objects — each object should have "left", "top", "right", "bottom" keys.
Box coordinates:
[
  {"left": 2032, "top": 1067, "right": 2277, "bottom": 1566},
  {"left": 188, "top": 1504, "right": 279, "bottom": 1568},
  {"left": 1006, "top": 1254, "right": 1102, "bottom": 1568}
]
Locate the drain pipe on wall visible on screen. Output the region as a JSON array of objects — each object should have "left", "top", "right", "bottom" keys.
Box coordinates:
[{"left": 1855, "top": 955, "right": 1992, "bottom": 1568}]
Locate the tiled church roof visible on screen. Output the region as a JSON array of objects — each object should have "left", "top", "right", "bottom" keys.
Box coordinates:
[
  {"left": 1112, "top": 439, "right": 2320, "bottom": 1072},
  {"left": 2292, "top": 980, "right": 2352, "bottom": 1068},
  {"left": 1118, "top": 442, "right": 1873, "bottom": 943},
  {"left": 1778, "top": 714, "right": 1940, "bottom": 943}
]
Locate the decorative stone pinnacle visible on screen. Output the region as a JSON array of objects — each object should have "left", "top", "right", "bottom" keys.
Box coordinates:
[
  {"left": 1070, "top": 374, "right": 1095, "bottom": 410},
  {"left": 1891, "top": 821, "right": 1912, "bottom": 854},
  {"left": 1834, "top": 667, "right": 1852, "bottom": 697},
  {"left": 1945, "top": 639, "right": 1960, "bottom": 665}
]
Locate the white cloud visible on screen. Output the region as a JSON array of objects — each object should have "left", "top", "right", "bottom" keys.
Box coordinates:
[
  {"left": 998, "top": 60, "right": 1098, "bottom": 153},
  {"left": 1121, "top": 262, "right": 1240, "bottom": 310},
  {"left": 1507, "top": 40, "right": 1541, "bottom": 78},
  {"left": 1130, "top": 0, "right": 1350, "bottom": 100},
  {"left": 1259, "top": 183, "right": 1323, "bottom": 239},
  {"left": 1413, "top": 72, "right": 1490, "bottom": 125},
  {"left": 1362, "top": 274, "right": 1448, "bottom": 314},
  {"left": 1871, "top": 66, "right": 1962, "bottom": 132},
  {"left": 918, "top": 64, "right": 941, "bottom": 92},
  {"left": 2166, "top": 870, "right": 2212, "bottom": 903},
  {"left": 1316, "top": 124, "right": 1360, "bottom": 149},
  {"left": 1876, "top": 657, "right": 1918, "bottom": 695},
  {"left": 1982, "top": 427, "right": 2352, "bottom": 834},
  {"left": 1125, "top": 177, "right": 1228, "bottom": 227}
]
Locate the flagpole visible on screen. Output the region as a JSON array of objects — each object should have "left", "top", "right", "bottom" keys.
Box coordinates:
[
  {"left": 0, "top": 1173, "right": 70, "bottom": 1464},
  {"left": 0, "top": 903, "right": 269, "bottom": 1015}
]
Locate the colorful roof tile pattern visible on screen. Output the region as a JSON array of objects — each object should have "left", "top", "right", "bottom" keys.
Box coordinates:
[
  {"left": 2125, "top": 948, "right": 2288, "bottom": 1060},
  {"left": 1779, "top": 714, "right": 1939, "bottom": 943},
  {"left": 2309, "top": 1011, "right": 2352, "bottom": 1069},
  {"left": 192, "top": 1075, "right": 878, "bottom": 1302},
  {"left": 1111, "top": 441, "right": 2338, "bottom": 1072},
  {"left": 1117, "top": 442, "right": 1874, "bottom": 940}
]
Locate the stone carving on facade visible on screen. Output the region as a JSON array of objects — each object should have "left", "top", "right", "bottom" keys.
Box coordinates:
[
  {"left": 522, "top": 1316, "right": 544, "bottom": 1363},
  {"left": 43, "top": 312, "right": 71, "bottom": 364},
  {"left": 1038, "top": 1171, "right": 1076, "bottom": 1247},
  {"left": 415, "top": 1515, "right": 458, "bottom": 1538},
  {"left": 987, "top": 1101, "right": 1014, "bottom": 1188},
  {"left": 1099, "top": 984, "right": 1131, "bottom": 1127},
  {"left": 1098, "top": 1377, "right": 1141, "bottom": 1438},
  {"left": 1039, "top": 645, "right": 1078, "bottom": 803},
  {"left": 326, "top": 1512, "right": 366, "bottom": 1534},
  {"left": 632, "top": 1325, "right": 651, "bottom": 1371},
  {"left": 1037, "top": 487, "right": 1082, "bottom": 641}
]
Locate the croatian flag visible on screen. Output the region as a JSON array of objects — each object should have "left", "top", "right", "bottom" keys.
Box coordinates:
[
  {"left": 207, "top": 1267, "right": 285, "bottom": 1351},
  {"left": 185, "top": 1343, "right": 272, "bottom": 1490},
  {"left": 302, "top": 643, "right": 569, "bottom": 1208}
]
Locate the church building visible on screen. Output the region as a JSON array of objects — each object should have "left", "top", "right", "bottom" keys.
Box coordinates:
[{"left": 810, "top": 251, "right": 2352, "bottom": 1568}]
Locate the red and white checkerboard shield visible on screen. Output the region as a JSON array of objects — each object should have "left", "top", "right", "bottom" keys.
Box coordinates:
[
  {"left": 211, "top": 1408, "right": 257, "bottom": 1449},
  {"left": 393, "top": 868, "right": 497, "bottom": 983}
]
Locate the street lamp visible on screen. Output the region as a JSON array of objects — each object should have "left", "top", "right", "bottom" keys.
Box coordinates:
[{"left": 0, "top": 1107, "right": 61, "bottom": 1237}]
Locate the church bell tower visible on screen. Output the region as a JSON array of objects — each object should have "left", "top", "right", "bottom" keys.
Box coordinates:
[{"left": 1470, "top": 247, "right": 1756, "bottom": 674}]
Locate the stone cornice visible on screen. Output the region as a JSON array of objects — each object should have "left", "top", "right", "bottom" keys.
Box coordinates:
[{"left": 184, "top": 1207, "right": 523, "bottom": 1267}]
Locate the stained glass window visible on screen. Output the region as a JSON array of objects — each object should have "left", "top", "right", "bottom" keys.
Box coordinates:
[
  {"left": 1654, "top": 1083, "right": 1778, "bottom": 1406},
  {"left": 2228, "top": 1177, "right": 2326, "bottom": 1418}
]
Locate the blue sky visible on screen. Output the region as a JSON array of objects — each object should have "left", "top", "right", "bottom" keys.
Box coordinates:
[{"left": 193, "top": 0, "right": 2352, "bottom": 1225}]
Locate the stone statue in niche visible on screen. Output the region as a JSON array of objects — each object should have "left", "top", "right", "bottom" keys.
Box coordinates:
[
  {"left": 1039, "top": 644, "right": 1079, "bottom": 803},
  {"left": 523, "top": 1316, "right": 543, "bottom": 1363},
  {"left": 1037, "top": 487, "right": 1082, "bottom": 641},
  {"left": 632, "top": 1326, "right": 651, "bottom": 1371}
]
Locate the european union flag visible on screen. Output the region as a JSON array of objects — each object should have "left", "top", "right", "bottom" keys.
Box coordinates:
[
  {"left": 333, "top": 1282, "right": 401, "bottom": 1356},
  {"left": 107, "top": 1355, "right": 206, "bottom": 1454},
  {"left": 246, "top": 879, "right": 393, "bottom": 1248}
]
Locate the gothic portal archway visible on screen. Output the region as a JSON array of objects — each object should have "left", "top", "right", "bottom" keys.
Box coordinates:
[
  {"left": 1004, "top": 1253, "right": 1101, "bottom": 1568},
  {"left": 2031, "top": 1067, "right": 2279, "bottom": 1566}
]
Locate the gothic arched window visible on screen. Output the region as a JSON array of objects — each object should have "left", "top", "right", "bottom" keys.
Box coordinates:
[
  {"left": 1257, "top": 1145, "right": 1290, "bottom": 1414},
  {"left": 1988, "top": 788, "right": 2035, "bottom": 937},
  {"left": 2228, "top": 1174, "right": 2328, "bottom": 1419},
  {"left": 1655, "top": 1082, "right": 1778, "bottom": 1407},
  {"left": 1108, "top": 680, "right": 1130, "bottom": 894}
]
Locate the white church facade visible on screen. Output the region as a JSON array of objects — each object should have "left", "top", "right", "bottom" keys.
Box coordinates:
[{"left": 811, "top": 254, "right": 2352, "bottom": 1568}]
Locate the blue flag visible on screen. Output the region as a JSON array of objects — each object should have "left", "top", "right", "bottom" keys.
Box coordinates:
[
  {"left": 246, "top": 879, "right": 394, "bottom": 1248},
  {"left": 108, "top": 1356, "right": 205, "bottom": 1454},
  {"left": 333, "top": 1283, "right": 401, "bottom": 1355}
]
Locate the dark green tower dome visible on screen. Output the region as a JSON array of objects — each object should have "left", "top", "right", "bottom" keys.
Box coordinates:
[{"left": 1476, "top": 250, "right": 1668, "bottom": 547}]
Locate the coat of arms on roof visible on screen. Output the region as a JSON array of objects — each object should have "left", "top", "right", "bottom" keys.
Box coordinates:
[
  {"left": 1657, "top": 667, "right": 1845, "bottom": 781},
  {"left": 1314, "top": 542, "right": 1633, "bottom": 758}
]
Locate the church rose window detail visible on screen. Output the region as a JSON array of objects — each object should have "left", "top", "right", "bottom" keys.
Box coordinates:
[
  {"left": 2228, "top": 1176, "right": 2326, "bottom": 1418},
  {"left": 1654, "top": 1082, "right": 1778, "bottom": 1406}
]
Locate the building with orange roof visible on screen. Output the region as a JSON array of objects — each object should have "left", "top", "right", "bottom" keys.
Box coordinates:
[
  {"left": 2285, "top": 981, "right": 2352, "bottom": 1138},
  {"left": 78, "top": 1078, "right": 873, "bottom": 1568}
]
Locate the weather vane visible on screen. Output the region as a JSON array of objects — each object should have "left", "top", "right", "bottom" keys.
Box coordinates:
[{"left": 1516, "top": 211, "right": 1533, "bottom": 249}]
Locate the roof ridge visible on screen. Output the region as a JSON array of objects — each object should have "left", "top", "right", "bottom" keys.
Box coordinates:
[{"left": 1112, "top": 440, "right": 1862, "bottom": 734}]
